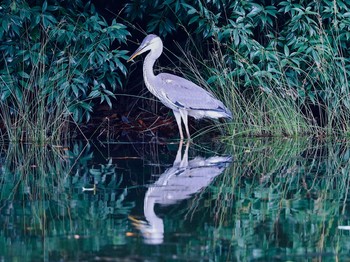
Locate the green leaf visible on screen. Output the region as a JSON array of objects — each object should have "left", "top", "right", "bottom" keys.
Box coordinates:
[
  {"left": 18, "top": 71, "right": 30, "bottom": 79},
  {"left": 88, "top": 90, "right": 100, "bottom": 98},
  {"left": 207, "top": 76, "right": 218, "bottom": 84},
  {"left": 189, "top": 15, "right": 199, "bottom": 25},
  {"left": 247, "top": 4, "right": 263, "bottom": 17},
  {"left": 182, "top": 3, "right": 197, "bottom": 15},
  {"left": 104, "top": 95, "right": 112, "bottom": 108},
  {"left": 2, "top": 19, "right": 9, "bottom": 32},
  {"left": 42, "top": 1, "right": 47, "bottom": 12},
  {"left": 72, "top": 84, "right": 79, "bottom": 97}
]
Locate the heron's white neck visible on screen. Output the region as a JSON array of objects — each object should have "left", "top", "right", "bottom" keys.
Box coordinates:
[
  {"left": 142, "top": 189, "right": 164, "bottom": 244},
  {"left": 143, "top": 42, "right": 163, "bottom": 96}
]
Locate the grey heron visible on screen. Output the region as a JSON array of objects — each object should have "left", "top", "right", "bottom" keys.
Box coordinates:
[{"left": 128, "top": 34, "right": 232, "bottom": 140}]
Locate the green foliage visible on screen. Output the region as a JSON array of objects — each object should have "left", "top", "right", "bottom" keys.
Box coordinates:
[
  {"left": 2, "top": 0, "right": 350, "bottom": 139},
  {"left": 125, "top": 0, "right": 350, "bottom": 135},
  {"left": 0, "top": 0, "right": 130, "bottom": 141},
  {"left": 125, "top": 0, "right": 178, "bottom": 38}
]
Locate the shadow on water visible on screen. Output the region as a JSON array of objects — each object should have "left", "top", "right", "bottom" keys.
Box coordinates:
[{"left": 1, "top": 139, "right": 350, "bottom": 260}]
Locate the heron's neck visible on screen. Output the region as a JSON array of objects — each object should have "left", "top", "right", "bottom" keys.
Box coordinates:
[
  {"left": 143, "top": 48, "right": 162, "bottom": 96},
  {"left": 144, "top": 52, "right": 157, "bottom": 79},
  {"left": 144, "top": 190, "right": 164, "bottom": 233}
]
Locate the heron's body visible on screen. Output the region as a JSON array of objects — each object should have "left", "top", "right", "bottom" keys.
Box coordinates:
[{"left": 128, "top": 34, "right": 232, "bottom": 139}]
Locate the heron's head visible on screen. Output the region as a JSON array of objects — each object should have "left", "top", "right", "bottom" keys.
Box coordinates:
[{"left": 127, "top": 34, "right": 163, "bottom": 62}]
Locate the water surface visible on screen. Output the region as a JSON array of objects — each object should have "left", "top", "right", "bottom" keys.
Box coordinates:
[{"left": 1, "top": 139, "right": 350, "bottom": 261}]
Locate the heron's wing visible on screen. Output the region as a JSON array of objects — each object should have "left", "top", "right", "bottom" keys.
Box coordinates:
[{"left": 157, "top": 73, "right": 226, "bottom": 111}]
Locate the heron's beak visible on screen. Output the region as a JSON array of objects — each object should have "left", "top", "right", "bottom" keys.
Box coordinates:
[
  {"left": 127, "top": 46, "right": 144, "bottom": 62},
  {"left": 127, "top": 43, "right": 150, "bottom": 62}
]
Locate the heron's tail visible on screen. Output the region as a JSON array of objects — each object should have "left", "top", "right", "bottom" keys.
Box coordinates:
[{"left": 221, "top": 106, "right": 233, "bottom": 119}]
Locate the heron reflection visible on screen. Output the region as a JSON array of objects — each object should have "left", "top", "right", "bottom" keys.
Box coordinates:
[{"left": 130, "top": 141, "right": 232, "bottom": 244}]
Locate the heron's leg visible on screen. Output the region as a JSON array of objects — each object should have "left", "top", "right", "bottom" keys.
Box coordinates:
[
  {"left": 180, "top": 140, "right": 190, "bottom": 168},
  {"left": 179, "top": 109, "right": 190, "bottom": 139},
  {"left": 173, "top": 111, "right": 184, "bottom": 140},
  {"left": 173, "top": 139, "right": 183, "bottom": 166}
]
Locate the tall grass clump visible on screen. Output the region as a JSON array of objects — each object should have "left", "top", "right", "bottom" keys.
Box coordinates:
[
  {"left": 126, "top": 0, "right": 350, "bottom": 137},
  {"left": 179, "top": 1, "right": 350, "bottom": 137},
  {"left": 174, "top": 41, "right": 312, "bottom": 137},
  {"left": 0, "top": 0, "right": 129, "bottom": 143}
]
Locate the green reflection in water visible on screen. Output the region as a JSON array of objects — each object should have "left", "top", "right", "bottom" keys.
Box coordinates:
[
  {"left": 0, "top": 142, "right": 134, "bottom": 261},
  {"left": 1, "top": 139, "right": 350, "bottom": 261}
]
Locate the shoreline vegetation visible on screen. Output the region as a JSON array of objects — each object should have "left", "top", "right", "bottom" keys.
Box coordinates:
[{"left": 1, "top": 0, "right": 350, "bottom": 142}]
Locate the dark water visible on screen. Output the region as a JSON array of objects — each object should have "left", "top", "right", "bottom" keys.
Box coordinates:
[{"left": 1, "top": 139, "right": 350, "bottom": 261}]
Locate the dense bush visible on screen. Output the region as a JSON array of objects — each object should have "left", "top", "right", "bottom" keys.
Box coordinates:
[
  {"left": 2, "top": 0, "right": 350, "bottom": 141},
  {"left": 0, "top": 0, "right": 129, "bottom": 141},
  {"left": 125, "top": 0, "right": 350, "bottom": 135}
]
